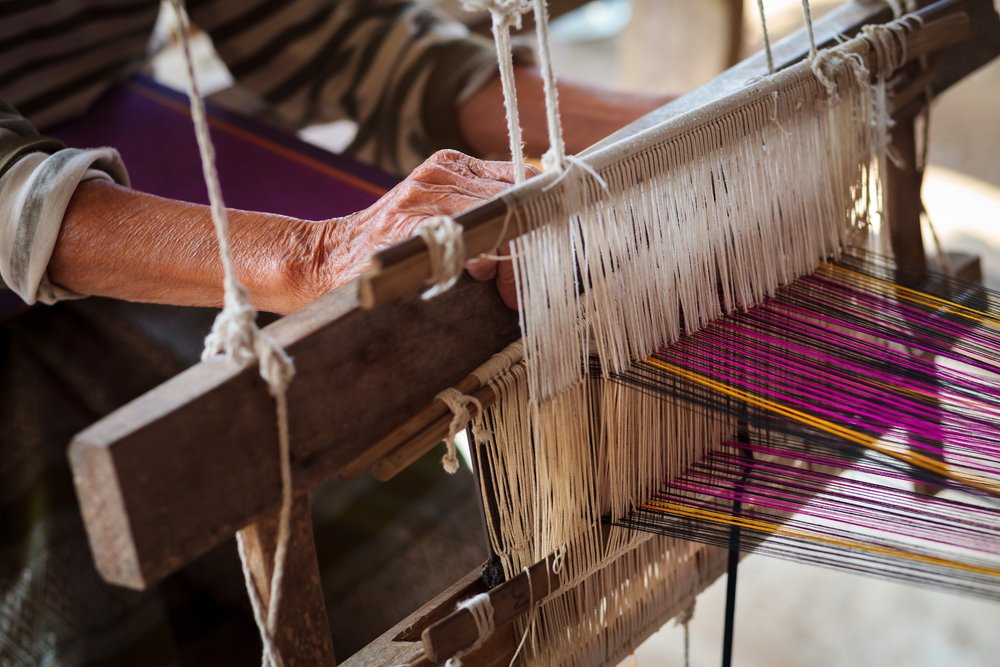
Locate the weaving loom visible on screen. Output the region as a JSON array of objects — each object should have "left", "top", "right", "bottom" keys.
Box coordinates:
[{"left": 67, "top": 0, "right": 1000, "bottom": 665}]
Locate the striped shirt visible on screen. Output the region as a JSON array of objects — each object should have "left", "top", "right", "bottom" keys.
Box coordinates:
[{"left": 0, "top": 0, "right": 500, "bottom": 304}]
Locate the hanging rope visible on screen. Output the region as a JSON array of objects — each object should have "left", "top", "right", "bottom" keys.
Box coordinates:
[
  {"left": 436, "top": 387, "right": 490, "bottom": 473},
  {"left": 169, "top": 3, "right": 295, "bottom": 665},
  {"left": 755, "top": 0, "right": 775, "bottom": 74},
  {"left": 531, "top": 0, "right": 566, "bottom": 171},
  {"left": 461, "top": 1, "right": 531, "bottom": 183},
  {"left": 801, "top": 0, "right": 818, "bottom": 60}
]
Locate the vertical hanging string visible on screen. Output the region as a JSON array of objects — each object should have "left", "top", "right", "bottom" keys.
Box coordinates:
[
  {"left": 674, "top": 601, "right": 696, "bottom": 667},
  {"left": 531, "top": 0, "right": 566, "bottom": 171},
  {"left": 169, "top": 3, "right": 295, "bottom": 666},
  {"left": 755, "top": 0, "right": 775, "bottom": 74},
  {"left": 460, "top": 2, "right": 531, "bottom": 182},
  {"left": 800, "top": 0, "right": 817, "bottom": 60}
]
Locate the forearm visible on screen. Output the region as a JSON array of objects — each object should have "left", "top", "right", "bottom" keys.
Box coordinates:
[
  {"left": 48, "top": 180, "right": 328, "bottom": 314},
  {"left": 457, "top": 66, "right": 672, "bottom": 159}
]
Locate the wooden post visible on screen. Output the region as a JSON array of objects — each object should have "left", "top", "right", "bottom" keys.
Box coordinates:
[
  {"left": 240, "top": 494, "right": 335, "bottom": 666},
  {"left": 884, "top": 112, "right": 928, "bottom": 280}
]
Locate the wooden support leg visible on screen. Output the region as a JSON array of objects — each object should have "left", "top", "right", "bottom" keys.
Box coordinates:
[
  {"left": 240, "top": 494, "right": 335, "bottom": 666},
  {"left": 884, "top": 112, "right": 941, "bottom": 495},
  {"left": 885, "top": 112, "right": 928, "bottom": 280}
]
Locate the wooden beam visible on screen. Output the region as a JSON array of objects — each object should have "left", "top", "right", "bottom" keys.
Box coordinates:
[
  {"left": 239, "top": 494, "right": 335, "bottom": 666},
  {"left": 70, "top": 278, "right": 519, "bottom": 589}
]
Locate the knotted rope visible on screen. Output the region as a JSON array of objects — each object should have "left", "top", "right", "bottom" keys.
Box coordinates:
[
  {"left": 531, "top": 0, "right": 566, "bottom": 171},
  {"left": 436, "top": 387, "right": 490, "bottom": 473},
  {"left": 417, "top": 215, "right": 465, "bottom": 300},
  {"left": 461, "top": 1, "right": 532, "bottom": 183},
  {"left": 170, "top": 3, "right": 295, "bottom": 665}
]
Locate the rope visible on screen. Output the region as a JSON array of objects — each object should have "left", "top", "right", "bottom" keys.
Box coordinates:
[
  {"left": 436, "top": 387, "right": 489, "bottom": 473},
  {"left": 755, "top": 0, "right": 775, "bottom": 74},
  {"left": 471, "top": 341, "right": 524, "bottom": 385},
  {"left": 417, "top": 215, "right": 465, "bottom": 299},
  {"left": 461, "top": 1, "right": 532, "bottom": 183},
  {"left": 169, "top": 3, "right": 295, "bottom": 665},
  {"left": 801, "top": 0, "right": 818, "bottom": 60},
  {"left": 445, "top": 593, "right": 496, "bottom": 666},
  {"left": 674, "top": 600, "right": 696, "bottom": 667},
  {"left": 531, "top": 0, "right": 566, "bottom": 171}
]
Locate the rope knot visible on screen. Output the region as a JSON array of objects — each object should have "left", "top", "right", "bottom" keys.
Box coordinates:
[
  {"left": 461, "top": 0, "right": 531, "bottom": 27},
  {"left": 417, "top": 215, "right": 465, "bottom": 300},
  {"left": 202, "top": 286, "right": 258, "bottom": 364},
  {"left": 436, "top": 387, "right": 489, "bottom": 473},
  {"left": 810, "top": 49, "right": 869, "bottom": 105}
]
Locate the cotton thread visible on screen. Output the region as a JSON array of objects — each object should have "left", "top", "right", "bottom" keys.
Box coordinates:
[
  {"left": 417, "top": 215, "right": 465, "bottom": 299},
  {"left": 436, "top": 387, "right": 489, "bottom": 473},
  {"left": 445, "top": 593, "right": 496, "bottom": 666},
  {"left": 756, "top": 0, "right": 775, "bottom": 74},
  {"left": 461, "top": 1, "right": 532, "bottom": 183},
  {"left": 170, "top": 3, "right": 295, "bottom": 666}
]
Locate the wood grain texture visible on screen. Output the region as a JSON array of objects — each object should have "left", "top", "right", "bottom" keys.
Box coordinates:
[
  {"left": 70, "top": 277, "right": 519, "bottom": 589},
  {"left": 240, "top": 494, "right": 335, "bottom": 666}
]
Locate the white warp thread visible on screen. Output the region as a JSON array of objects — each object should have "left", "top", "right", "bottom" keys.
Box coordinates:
[
  {"left": 170, "top": 3, "right": 295, "bottom": 666},
  {"left": 417, "top": 215, "right": 465, "bottom": 299},
  {"left": 445, "top": 593, "right": 496, "bottom": 667},
  {"left": 461, "top": 1, "right": 532, "bottom": 183},
  {"left": 436, "top": 387, "right": 489, "bottom": 473}
]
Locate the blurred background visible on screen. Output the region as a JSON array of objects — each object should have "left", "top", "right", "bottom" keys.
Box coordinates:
[{"left": 151, "top": 1, "right": 1000, "bottom": 665}]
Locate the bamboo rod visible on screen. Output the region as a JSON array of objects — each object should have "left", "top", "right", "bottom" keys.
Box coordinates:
[
  {"left": 358, "top": 4, "right": 969, "bottom": 310},
  {"left": 338, "top": 373, "right": 482, "bottom": 479},
  {"left": 373, "top": 383, "right": 497, "bottom": 482}
]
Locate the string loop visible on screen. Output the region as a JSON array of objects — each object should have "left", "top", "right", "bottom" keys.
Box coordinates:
[{"left": 417, "top": 215, "right": 466, "bottom": 300}]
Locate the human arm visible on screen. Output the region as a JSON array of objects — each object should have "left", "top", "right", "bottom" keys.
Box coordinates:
[{"left": 47, "top": 150, "right": 521, "bottom": 314}]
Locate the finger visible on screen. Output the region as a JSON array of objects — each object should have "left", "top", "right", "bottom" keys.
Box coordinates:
[
  {"left": 466, "top": 257, "right": 497, "bottom": 282},
  {"left": 496, "top": 259, "right": 518, "bottom": 310}
]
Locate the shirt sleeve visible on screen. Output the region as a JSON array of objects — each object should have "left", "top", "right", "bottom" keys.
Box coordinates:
[
  {"left": 188, "top": 0, "right": 511, "bottom": 175},
  {"left": 0, "top": 100, "right": 129, "bottom": 305}
]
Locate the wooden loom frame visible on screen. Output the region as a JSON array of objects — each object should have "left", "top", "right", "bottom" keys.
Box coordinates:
[{"left": 67, "top": 1, "right": 1000, "bottom": 664}]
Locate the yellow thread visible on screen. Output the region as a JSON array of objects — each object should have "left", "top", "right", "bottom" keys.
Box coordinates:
[
  {"left": 642, "top": 358, "right": 1000, "bottom": 497},
  {"left": 643, "top": 499, "right": 1000, "bottom": 578},
  {"left": 821, "top": 265, "right": 999, "bottom": 327}
]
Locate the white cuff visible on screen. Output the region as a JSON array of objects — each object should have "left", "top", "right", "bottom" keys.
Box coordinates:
[{"left": 0, "top": 147, "right": 129, "bottom": 305}]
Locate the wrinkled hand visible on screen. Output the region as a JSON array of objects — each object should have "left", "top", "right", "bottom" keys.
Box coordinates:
[{"left": 300, "top": 149, "right": 533, "bottom": 310}]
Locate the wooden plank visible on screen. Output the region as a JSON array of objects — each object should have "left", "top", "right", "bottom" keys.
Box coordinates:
[
  {"left": 240, "top": 494, "right": 335, "bottom": 666},
  {"left": 70, "top": 277, "right": 519, "bottom": 589}
]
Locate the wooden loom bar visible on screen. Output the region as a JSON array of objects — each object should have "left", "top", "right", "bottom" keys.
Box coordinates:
[
  {"left": 68, "top": 0, "right": 1000, "bottom": 595},
  {"left": 358, "top": 1, "right": 976, "bottom": 310}
]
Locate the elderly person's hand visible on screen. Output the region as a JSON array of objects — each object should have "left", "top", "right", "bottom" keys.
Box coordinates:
[
  {"left": 48, "top": 150, "right": 525, "bottom": 313},
  {"left": 295, "top": 149, "right": 531, "bottom": 310}
]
